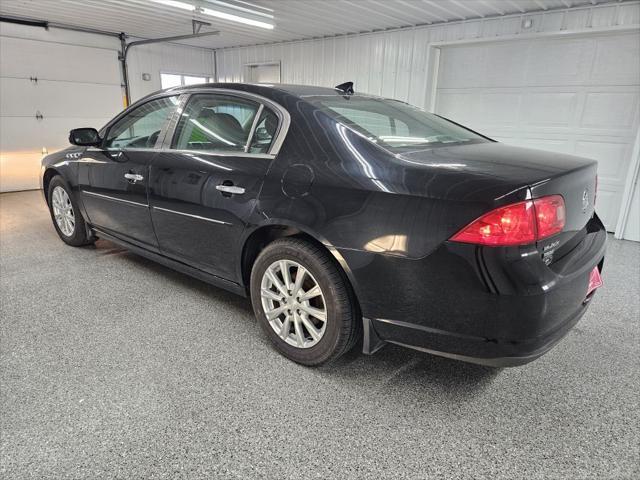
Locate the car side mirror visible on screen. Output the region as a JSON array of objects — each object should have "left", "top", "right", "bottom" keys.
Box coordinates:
[{"left": 69, "top": 128, "right": 101, "bottom": 146}]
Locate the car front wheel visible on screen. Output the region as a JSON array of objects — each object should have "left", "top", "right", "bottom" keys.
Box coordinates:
[
  {"left": 250, "top": 237, "right": 360, "bottom": 366},
  {"left": 47, "top": 176, "right": 94, "bottom": 247}
]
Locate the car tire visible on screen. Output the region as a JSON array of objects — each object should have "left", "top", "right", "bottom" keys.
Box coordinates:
[
  {"left": 47, "top": 176, "right": 95, "bottom": 247},
  {"left": 250, "top": 237, "right": 361, "bottom": 366}
]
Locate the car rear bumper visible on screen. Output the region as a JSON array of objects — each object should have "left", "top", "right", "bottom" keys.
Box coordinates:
[
  {"left": 343, "top": 214, "right": 607, "bottom": 367},
  {"left": 365, "top": 299, "right": 590, "bottom": 367}
]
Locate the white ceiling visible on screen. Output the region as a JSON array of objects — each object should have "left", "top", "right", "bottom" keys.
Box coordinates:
[{"left": 0, "top": 0, "right": 622, "bottom": 49}]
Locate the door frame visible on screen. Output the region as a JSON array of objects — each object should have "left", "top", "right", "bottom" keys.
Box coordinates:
[
  {"left": 147, "top": 88, "right": 291, "bottom": 281},
  {"left": 158, "top": 87, "right": 291, "bottom": 155},
  {"left": 425, "top": 24, "right": 640, "bottom": 238}
]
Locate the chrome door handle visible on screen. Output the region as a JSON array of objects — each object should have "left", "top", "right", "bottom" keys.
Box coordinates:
[
  {"left": 216, "top": 185, "right": 245, "bottom": 195},
  {"left": 124, "top": 173, "right": 144, "bottom": 183}
]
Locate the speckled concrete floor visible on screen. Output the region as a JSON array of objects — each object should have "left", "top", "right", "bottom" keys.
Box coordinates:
[{"left": 1, "top": 190, "right": 639, "bottom": 479}]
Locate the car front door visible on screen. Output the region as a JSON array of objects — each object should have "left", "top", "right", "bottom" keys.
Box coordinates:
[
  {"left": 148, "top": 91, "right": 286, "bottom": 281},
  {"left": 78, "top": 95, "right": 179, "bottom": 249}
]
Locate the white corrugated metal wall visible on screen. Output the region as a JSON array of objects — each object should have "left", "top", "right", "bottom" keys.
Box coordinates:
[
  {"left": 215, "top": 1, "right": 640, "bottom": 240},
  {"left": 216, "top": 2, "right": 640, "bottom": 108},
  {"left": 127, "top": 43, "right": 215, "bottom": 102}
]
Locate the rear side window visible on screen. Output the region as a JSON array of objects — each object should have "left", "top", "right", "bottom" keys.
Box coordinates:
[
  {"left": 248, "top": 107, "right": 279, "bottom": 154},
  {"left": 308, "top": 96, "right": 487, "bottom": 151},
  {"left": 172, "top": 94, "right": 260, "bottom": 152}
]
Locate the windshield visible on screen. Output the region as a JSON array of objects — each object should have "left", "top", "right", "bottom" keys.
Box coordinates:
[{"left": 307, "top": 96, "right": 489, "bottom": 151}]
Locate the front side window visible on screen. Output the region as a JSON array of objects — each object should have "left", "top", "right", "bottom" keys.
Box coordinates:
[
  {"left": 172, "top": 94, "right": 260, "bottom": 153},
  {"left": 308, "top": 96, "right": 488, "bottom": 151},
  {"left": 105, "top": 96, "right": 179, "bottom": 149}
]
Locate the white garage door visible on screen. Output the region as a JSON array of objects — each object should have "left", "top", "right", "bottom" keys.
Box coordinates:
[
  {"left": 0, "top": 37, "right": 123, "bottom": 192},
  {"left": 435, "top": 32, "right": 640, "bottom": 232}
]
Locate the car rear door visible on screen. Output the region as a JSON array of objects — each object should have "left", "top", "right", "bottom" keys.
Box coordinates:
[
  {"left": 78, "top": 95, "right": 179, "bottom": 249},
  {"left": 148, "top": 91, "right": 287, "bottom": 282}
]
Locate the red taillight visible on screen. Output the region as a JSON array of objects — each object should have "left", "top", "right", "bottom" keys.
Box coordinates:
[
  {"left": 451, "top": 195, "right": 565, "bottom": 246},
  {"left": 450, "top": 201, "right": 537, "bottom": 246},
  {"left": 534, "top": 195, "right": 565, "bottom": 239}
]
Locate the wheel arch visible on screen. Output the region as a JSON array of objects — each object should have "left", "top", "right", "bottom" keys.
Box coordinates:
[
  {"left": 42, "top": 167, "right": 62, "bottom": 205},
  {"left": 240, "top": 221, "right": 362, "bottom": 313}
]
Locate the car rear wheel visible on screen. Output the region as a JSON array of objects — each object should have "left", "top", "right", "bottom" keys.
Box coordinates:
[
  {"left": 250, "top": 237, "right": 360, "bottom": 366},
  {"left": 47, "top": 176, "right": 94, "bottom": 247}
]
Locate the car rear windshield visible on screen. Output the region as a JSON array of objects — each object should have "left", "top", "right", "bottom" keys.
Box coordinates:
[{"left": 307, "top": 96, "right": 489, "bottom": 151}]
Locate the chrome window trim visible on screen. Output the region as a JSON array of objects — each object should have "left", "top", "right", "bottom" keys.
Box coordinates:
[
  {"left": 160, "top": 149, "right": 274, "bottom": 160},
  {"left": 91, "top": 147, "right": 159, "bottom": 153},
  {"left": 81, "top": 190, "right": 148, "bottom": 208},
  {"left": 165, "top": 88, "right": 290, "bottom": 157},
  {"left": 152, "top": 206, "right": 232, "bottom": 226}
]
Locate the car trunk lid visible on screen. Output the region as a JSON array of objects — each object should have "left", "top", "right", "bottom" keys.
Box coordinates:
[
  {"left": 397, "top": 142, "right": 598, "bottom": 255},
  {"left": 529, "top": 160, "right": 598, "bottom": 264}
]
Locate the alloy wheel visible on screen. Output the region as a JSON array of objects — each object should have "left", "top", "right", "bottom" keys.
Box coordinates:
[
  {"left": 260, "top": 259, "right": 327, "bottom": 348},
  {"left": 51, "top": 186, "right": 75, "bottom": 237}
]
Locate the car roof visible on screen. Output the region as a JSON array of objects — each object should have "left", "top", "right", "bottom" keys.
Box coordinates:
[{"left": 164, "top": 82, "right": 367, "bottom": 99}]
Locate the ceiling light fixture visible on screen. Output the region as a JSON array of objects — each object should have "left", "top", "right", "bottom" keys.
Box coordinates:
[
  {"left": 151, "top": 0, "right": 194, "bottom": 11},
  {"left": 201, "top": 6, "right": 274, "bottom": 29},
  {"left": 149, "top": 0, "right": 275, "bottom": 29},
  {"left": 206, "top": 0, "right": 274, "bottom": 19}
]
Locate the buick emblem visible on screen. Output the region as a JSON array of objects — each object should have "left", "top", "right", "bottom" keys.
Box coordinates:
[{"left": 582, "top": 189, "right": 589, "bottom": 212}]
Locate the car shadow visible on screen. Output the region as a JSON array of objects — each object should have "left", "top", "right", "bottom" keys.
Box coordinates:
[
  {"left": 324, "top": 341, "right": 502, "bottom": 400},
  {"left": 92, "top": 239, "right": 502, "bottom": 399},
  {"left": 92, "top": 239, "right": 253, "bottom": 314}
]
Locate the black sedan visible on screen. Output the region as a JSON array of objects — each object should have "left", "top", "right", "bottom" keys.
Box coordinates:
[{"left": 41, "top": 82, "right": 606, "bottom": 367}]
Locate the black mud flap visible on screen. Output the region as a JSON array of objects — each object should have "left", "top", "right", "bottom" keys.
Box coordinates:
[{"left": 362, "top": 317, "right": 386, "bottom": 355}]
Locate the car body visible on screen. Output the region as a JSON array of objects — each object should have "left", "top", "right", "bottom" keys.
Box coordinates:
[{"left": 41, "top": 82, "right": 606, "bottom": 367}]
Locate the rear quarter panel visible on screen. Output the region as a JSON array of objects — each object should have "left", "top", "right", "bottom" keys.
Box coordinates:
[{"left": 254, "top": 101, "right": 527, "bottom": 260}]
